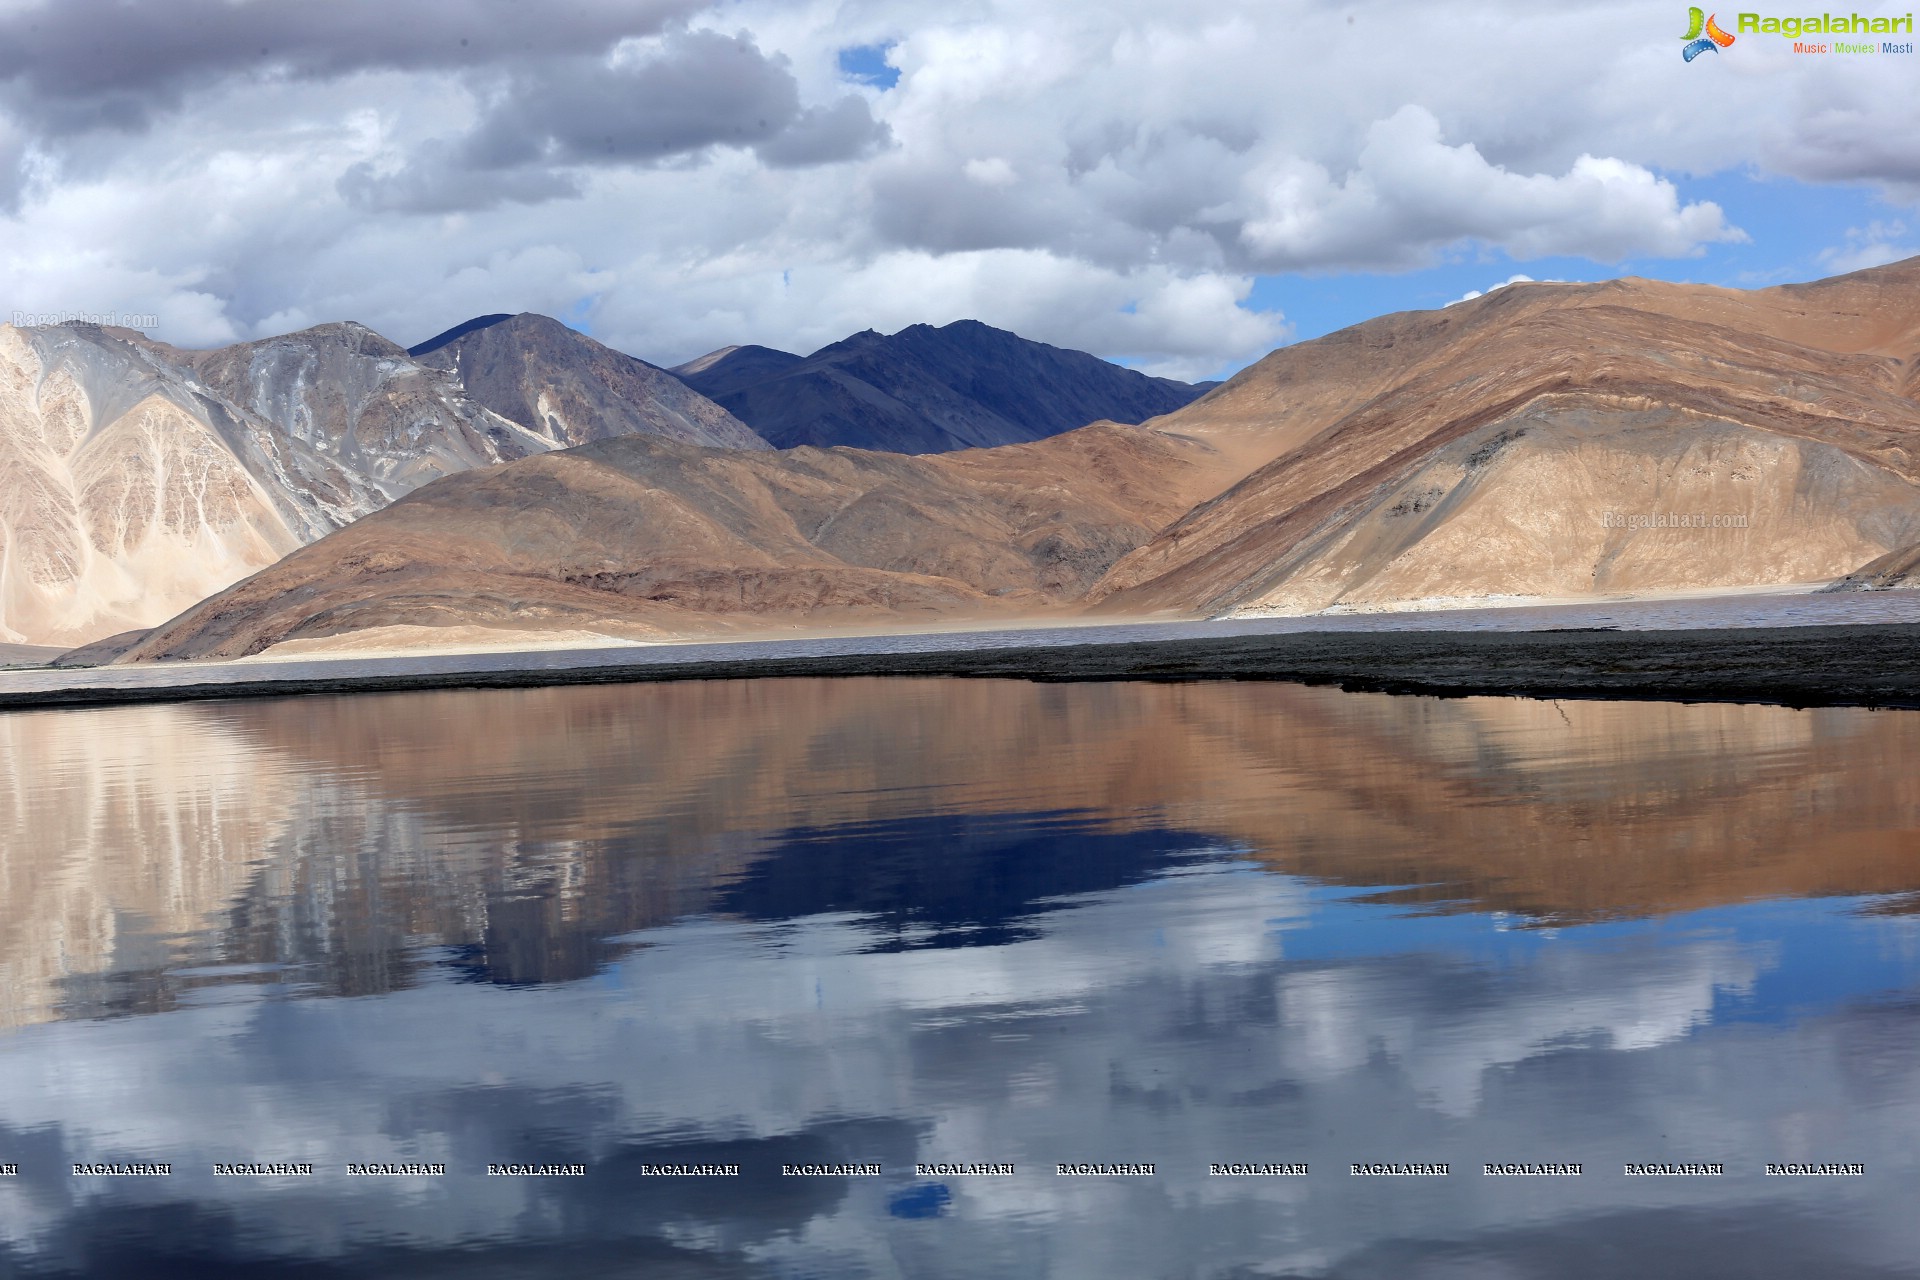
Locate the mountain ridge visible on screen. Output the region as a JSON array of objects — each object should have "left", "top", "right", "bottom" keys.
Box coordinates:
[
  {"left": 0, "top": 313, "right": 756, "bottom": 644},
  {"left": 673, "top": 319, "right": 1211, "bottom": 453},
  {"left": 1086, "top": 261, "right": 1920, "bottom": 615},
  {"left": 107, "top": 257, "right": 1920, "bottom": 660},
  {"left": 113, "top": 423, "right": 1240, "bottom": 661}
]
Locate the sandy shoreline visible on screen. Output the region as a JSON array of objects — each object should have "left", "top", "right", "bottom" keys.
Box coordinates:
[{"left": 3, "top": 593, "right": 1920, "bottom": 713}]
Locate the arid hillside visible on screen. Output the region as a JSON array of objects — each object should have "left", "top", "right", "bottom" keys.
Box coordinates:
[
  {"left": 119, "top": 424, "right": 1239, "bottom": 660},
  {"left": 1090, "top": 259, "right": 1920, "bottom": 614},
  {"left": 0, "top": 320, "right": 540, "bottom": 648},
  {"left": 109, "top": 258, "right": 1920, "bottom": 659}
]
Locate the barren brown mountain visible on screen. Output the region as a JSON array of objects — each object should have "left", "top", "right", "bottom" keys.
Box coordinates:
[
  {"left": 117, "top": 258, "right": 1920, "bottom": 659},
  {"left": 1090, "top": 258, "right": 1920, "bottom": 614},
  {"left": 119, "top": 423, "right": 1238, "bottom": 660}
]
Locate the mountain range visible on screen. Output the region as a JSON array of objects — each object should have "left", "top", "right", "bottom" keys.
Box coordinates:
[
  {"left": 673, "top": 319, "right": 1212, "bottom": 452},
  {"left": 1087, "top": 262, "right": 1920, "bottom": 615},
  {"left": 1, "top": 320, "right": 533, "bottom": 647},
  {"left": 109, "top": 257, "right": 1920, "bottom": 661},
  {"left": 1, "top": 313, "right": 1206, "bottom": 647},
  {"left": 110, "top": 424, "right": 1237, "bottom": 660}
]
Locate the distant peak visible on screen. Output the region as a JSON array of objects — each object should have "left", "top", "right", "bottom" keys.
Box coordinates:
[
  {"left": 280, "top": 320, "right": 375, "bottom": 337},
  {"left": 900, "top": 318, "right": 1017, "bottom": 343},
  {"left": 271, "top": 321, "right": 408, "bottom": 358},
  {"left": 406, "top": 314, "right": 514, "bottom": 358},
  {"left": 672, "top": 345, "right": 743, "bottom": 377}
]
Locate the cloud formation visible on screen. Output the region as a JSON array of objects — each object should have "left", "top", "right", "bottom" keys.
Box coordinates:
[
  {"left": 1238, "top": 107, "right": 1741, "bottom": 270},
  {"left": 1447, "top": 273, "right": 1576, "bottom": 306},
  {"left": 1819, "top": 220, "right": 1916, "bottom": 275},
  {"left": 334, "top": 30, "right": 888, "bottom": 213},
  {"left": 0, "top": 0, "right": 1912, "bottom": 374},
  {"left": 0, "top": 0, "right": 702, "bottom": 133}
]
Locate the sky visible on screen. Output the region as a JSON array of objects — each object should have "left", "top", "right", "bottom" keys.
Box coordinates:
[{"left": 0, "top": 0, "right": 1917, "bottom": 380}]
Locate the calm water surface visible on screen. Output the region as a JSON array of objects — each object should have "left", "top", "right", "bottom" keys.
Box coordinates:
[{"left": 2, "top": 679, "right": 1918, "bottom": 1277}]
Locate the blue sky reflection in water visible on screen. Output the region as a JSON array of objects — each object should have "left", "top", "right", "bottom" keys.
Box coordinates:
[{"left": 0, "top": 678, "right": 1918, "bottom": 1277}]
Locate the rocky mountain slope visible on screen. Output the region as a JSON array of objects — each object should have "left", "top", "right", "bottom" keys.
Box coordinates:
[
  {"left": 670, "top": 343, "right": 806, "bottom": 398},
  {"left": 85, "top": 257, "right": 1920, "bottom": 660},
  {"left": 0, "top": 320, "right": 537, "bottom": 647},
  {"left": 117, "top": 424, "right": 1239, "bottom": 660},
  {"left": 410, "top": 313, "right": 767, "bottom": 451},
  {"left": 673, "top": 319, "right": 1210, "bottom": 452},
  {"left": 0, "top": 316, "right": 755, "bottom": 646},
  {"left": 1086, "top": 261, "right": 1920, "bottom": 615}
]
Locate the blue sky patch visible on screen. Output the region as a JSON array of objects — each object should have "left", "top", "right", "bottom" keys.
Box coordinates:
[
  {"left": 838, "top": 44, "right": 901, "bottom": 90},
  {"left": 1242, "top": 170, "right": 1908, "bottom": 352}
]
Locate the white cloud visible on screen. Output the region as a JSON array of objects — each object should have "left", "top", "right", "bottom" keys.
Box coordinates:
[
  {"left": 1240, "top": 108, "right": 1742, "bottom": 271},
  {"left": 963, "top": 157, "right": 1017, "bottom": 188},
  {"left": 1449, "top": 273, "right": 1547, "bottom": 306},
  {"left": 0, "top": 0, "right": 1912, "bottom": 371},
  {"left": 1818, "top": 220, "right": 1916, "bottom": 275},
  {"left": 588, "top": 248, "right": 1291, "bottom": 380}
]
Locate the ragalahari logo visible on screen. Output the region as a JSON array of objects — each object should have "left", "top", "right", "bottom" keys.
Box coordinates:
[{"left": 1682, "top": 7, "right": 1737, "bottom": 57}]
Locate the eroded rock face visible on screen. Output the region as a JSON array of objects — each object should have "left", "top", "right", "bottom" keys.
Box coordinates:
[
  {"left": 184, "top": 321, "right": 558, "bottom": 500},
  {"left": 0, "top": 318, "right": 756, "bottom": 646},
  {"left": 1200, "top": 408, "right": 1920, "bottom": 614},
  {"left": 410, "top": 313, "right": 769, "bottom": 452},
  {"left": 0, "top": 321, "right": 566, "bottom": 645},
  {"left": 1, "top": 324, "right": 307, "bottom": 646}
]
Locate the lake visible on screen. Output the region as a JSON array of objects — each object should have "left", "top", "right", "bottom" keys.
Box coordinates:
[{"left": 2, "top": 678, "right": 1917, "bottom": 1277}]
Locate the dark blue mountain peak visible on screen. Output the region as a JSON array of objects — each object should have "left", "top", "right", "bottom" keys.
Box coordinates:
[{"left": 674, "top": 319, "right": 1208, "bottom": 454}]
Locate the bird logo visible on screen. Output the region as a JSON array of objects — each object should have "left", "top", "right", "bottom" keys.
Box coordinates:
[{"left": 1682, "top": 8, "right": 1736, "bottom": 59}]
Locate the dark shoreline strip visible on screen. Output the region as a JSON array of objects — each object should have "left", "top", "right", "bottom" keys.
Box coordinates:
[{"left": 3, "top": 622, "right": 1919, "bottom": 712}]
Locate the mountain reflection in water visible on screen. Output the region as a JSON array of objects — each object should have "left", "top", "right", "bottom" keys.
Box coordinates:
[
  {"left": 1, "top": 678, "right": 1918, "bottom": 1277},
  {"left": 713, "top": 814, "right": 1218, "bottom": 951}
]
